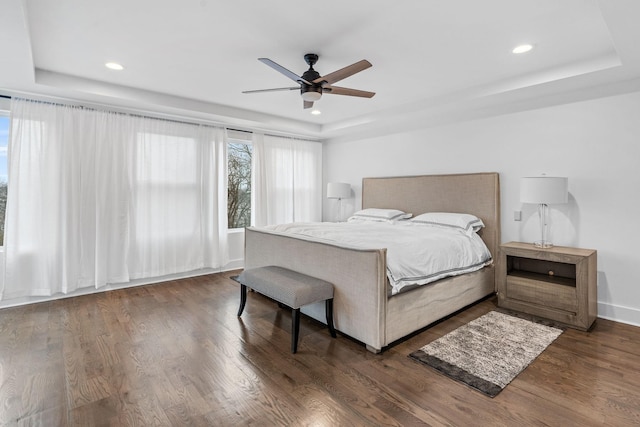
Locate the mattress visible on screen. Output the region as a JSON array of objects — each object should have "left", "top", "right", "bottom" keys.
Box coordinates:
[{"left": 262, "top": 221, "right": 492, "bottom": 295}]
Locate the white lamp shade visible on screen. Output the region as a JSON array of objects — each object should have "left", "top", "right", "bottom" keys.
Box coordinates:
[
  {"left": 327, "top": 182, "right": 351, "bottom": 199},
  {"left": 521, "top": 177, "right": 568, "bottom": 204}
]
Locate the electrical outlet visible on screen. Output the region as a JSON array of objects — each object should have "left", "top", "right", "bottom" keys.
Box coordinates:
[{"left": 514, "top": 210, "right": 522, "bottom": 221}]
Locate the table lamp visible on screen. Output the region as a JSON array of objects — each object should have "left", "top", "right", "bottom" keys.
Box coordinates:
[
  {"left": 520, "top": 176, "right": 568, "bottom": 248},
  {"left": 327, "top": 182, "right": 351, "bottom": 222}
]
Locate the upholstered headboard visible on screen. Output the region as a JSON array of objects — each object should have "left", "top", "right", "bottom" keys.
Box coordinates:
[{"left": 362, "top": 172, "right": 501, "bottom": 260}]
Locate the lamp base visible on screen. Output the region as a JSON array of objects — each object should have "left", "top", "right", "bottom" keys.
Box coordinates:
[{"left": 533, "top": 240, "right": 553, "bottom": 249}]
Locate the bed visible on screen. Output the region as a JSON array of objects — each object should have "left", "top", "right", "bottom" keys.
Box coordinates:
[{"left": 244, "top": 172, "right": 501, "bottom": 353}]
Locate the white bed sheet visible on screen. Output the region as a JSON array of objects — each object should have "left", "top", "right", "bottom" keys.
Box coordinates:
[{"left": 263, "top": 221, "right": 493, "bottom": 295}]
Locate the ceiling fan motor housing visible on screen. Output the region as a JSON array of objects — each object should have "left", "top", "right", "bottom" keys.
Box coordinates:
[{"left": 301, "top": 54, "right": 323, "bottom": 101}]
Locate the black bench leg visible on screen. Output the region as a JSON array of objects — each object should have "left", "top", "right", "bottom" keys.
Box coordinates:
[
  {"left": 326, "top": 299, "right": 337, "bottom": 338},
  {"left": 292, "top": 308, "right": 300, "bottom": 354},
  {"left": 237, "top": 284, "right": 247, "bottom": 316}
]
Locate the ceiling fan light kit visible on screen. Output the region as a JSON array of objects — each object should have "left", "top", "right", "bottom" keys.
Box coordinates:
[
  {"left": 301, "top": 86, "right": 322, "bottom": 102},
  {"left": 243, "top": 53, "right": 375, "bottom": 109}
]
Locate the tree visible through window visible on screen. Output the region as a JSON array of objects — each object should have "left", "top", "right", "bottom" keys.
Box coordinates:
[
  {"left": 0, "top": 114, "right": 8, "bottom": 245},
  {"left": 227, "top": 141, "right": 252, "bottom": 229}
]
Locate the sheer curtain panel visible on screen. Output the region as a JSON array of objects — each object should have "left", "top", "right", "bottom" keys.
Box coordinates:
[
  {"left": 252, "top": 133, "right": 322, "bottom": 226},
  {"left": 1, "top": 99, "right": 228, "bottom": 300},
  {"left": 128, "top": 121, "right": 228, "bottom": 279}
]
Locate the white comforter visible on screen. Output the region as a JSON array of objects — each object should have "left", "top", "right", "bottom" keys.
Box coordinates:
[{"left": 263, "top": 221, "right": 493, "bottom": 295}]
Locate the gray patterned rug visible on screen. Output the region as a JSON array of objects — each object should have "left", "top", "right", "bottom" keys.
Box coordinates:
[{"left": 409, "top": 311, "right": 563, "bottom": 397}]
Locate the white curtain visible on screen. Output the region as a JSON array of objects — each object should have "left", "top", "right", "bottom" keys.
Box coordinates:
[
  {"left": 128, "top": 120, "right": 228, "bottom": 279},
  {"left": 1, "top": 99, "right": 227, "bottom": 300},
  {"left": 252, "top": 133, "right": 322, "bottom": 226}
]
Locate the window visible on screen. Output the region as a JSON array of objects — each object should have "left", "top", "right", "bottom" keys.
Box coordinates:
[
  {"left": 3, "top": 98, "right": 229, "bottom": 298},
  {"left": 134, "top": 131, "right": 201, "bottom": 243},
  {"left": 0, "top": 113, "right": 8, "bottom": 246},
  {"left": 227, "top": 140, "right": 252, "bottom": 229}
]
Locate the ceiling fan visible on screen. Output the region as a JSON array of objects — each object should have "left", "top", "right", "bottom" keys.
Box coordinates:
[{"left": 243, "top": 53, "right": 375, "bottom": 109}]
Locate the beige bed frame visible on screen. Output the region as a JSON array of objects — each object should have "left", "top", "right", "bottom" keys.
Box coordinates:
[{"left": 244, "top": 172, "right": 501, "bottom": 353}]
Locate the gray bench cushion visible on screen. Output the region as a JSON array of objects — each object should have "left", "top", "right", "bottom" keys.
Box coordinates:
[{"left": 234, "top": 266, "right": 333, "bottom": 309}]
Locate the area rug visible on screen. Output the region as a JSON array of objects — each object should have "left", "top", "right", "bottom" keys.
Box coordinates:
[{"left": 409, "top": 311, "right": 563, "bottom": 397}]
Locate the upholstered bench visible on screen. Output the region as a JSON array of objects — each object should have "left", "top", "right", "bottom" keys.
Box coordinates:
[{"left": 232, "top": 266, "right": 336, "bottom": 353}]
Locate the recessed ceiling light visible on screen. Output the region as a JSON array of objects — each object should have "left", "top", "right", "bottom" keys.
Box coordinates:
[
  {"left": 512, "top": 44, "right": 534, "bottom": 54},
  {"left": 311, "top": 110, "right": 322, "bottom": 115},
  {"left": 105, "top": 62, "right": 124, "bottom": 70}
]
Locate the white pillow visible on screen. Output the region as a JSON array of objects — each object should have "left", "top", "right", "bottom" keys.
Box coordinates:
[
  {"left": 347, "top": 208, "right": 412, "bottom": 223},
  {"left": 411, "top": 212, "right": 485, "bottom": 234}
]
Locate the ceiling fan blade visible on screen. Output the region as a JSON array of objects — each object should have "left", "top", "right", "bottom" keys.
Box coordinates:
[
  {"left": 258, "top": 58, "right": 312, "bottom": 85},
  {"left": 323, "top": 85, "right": 375, "bottom": 98},
  {"left": 313, "top": 60, "right": 372, "bottom": 85},
  {"left": 242, "top": 87, "right": 299, "bottom": 94},
  {"left": 303, "top": 100, "right": 314, "bottom": 109}
]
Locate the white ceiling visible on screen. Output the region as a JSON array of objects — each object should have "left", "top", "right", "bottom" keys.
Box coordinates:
[{"left": 2, "top": 0, "right": 640, "bottom": 140}]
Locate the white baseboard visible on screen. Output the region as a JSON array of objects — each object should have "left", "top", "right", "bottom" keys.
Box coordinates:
[{"left": 598, "top": 301, "right": 640, "bottom": 328}]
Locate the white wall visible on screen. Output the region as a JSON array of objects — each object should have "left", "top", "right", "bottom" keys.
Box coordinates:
[
  {"left": 323, "top": 90, "right": 640, "bottom": 326},
  {"left": 227, "top": 229, "right": 246, "bottom": 270}
]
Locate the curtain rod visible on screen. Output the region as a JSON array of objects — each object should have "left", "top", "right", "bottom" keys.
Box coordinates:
[
  {"left": 225, "top": 127, "right": 320, "bottom": 142},
  {"left": 13, "top": 96, "right": 226, "bottom": 129},
  {"left": 4, "top": 93, "right": 322, "bottom": 142}
]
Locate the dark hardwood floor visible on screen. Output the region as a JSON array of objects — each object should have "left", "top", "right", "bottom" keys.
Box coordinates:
[{"left": 1, "top": 271, "right": 639, "bottom": 426}]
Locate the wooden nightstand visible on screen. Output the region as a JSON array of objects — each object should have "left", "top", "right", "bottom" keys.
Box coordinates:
[{"left": 497, "top": 242, "right": 597, "bottom": 330}]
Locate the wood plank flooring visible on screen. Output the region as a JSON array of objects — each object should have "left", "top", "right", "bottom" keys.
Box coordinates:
[{"left": 1, "top": 271, "right": 639, "bottom": 426}]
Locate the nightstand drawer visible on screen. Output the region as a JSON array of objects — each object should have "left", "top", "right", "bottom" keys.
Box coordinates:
[{"left": 506, "top": 275, "right": 578, "bottom": 313}]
